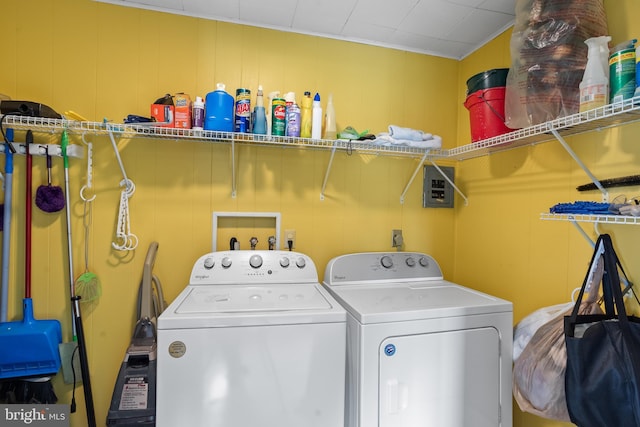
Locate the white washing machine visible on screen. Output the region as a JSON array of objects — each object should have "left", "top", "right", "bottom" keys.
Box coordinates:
[
  {"left": 156, "top": 250, "right": 346, "bottom": 427},
  {"left": 323, "top": 252, "right": 513, "bottom": 427}
]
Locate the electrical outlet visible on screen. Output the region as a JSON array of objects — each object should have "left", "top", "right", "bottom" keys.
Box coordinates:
[
  {"left": 392, "top": 229, "right": 403, "bottom": 248},
  {"left": 285, "top": 229, "right": 296, "bottom": 250}
]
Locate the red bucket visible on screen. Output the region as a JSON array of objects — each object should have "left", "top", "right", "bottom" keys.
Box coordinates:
[{"left": 464, "top": 87, "right": 512, "bottom": 142}]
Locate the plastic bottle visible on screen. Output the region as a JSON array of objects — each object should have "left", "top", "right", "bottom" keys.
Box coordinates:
[
  {"left": 300, "top": 91, "right": 312, "bottom": 138},
  {"left": 252, "top": 85, "right": 267, "bottom": 135},
  {"left": 580, "top": 36, "right": 611, "bottom": 112},
  {"left": 204, "top": 83, "right": 234, "bottom": 132},
  {"left": 192, "top": 96, "right": 205, "bottom": 130},
  {"left": 311, "top": 93, "right": 322, "bottom": 140},
  {"left": 285, "top": 92, "right": 301, "bottom": 137},
  {"left": 324, "top": 93, "right": 336, "bottom": 139}
]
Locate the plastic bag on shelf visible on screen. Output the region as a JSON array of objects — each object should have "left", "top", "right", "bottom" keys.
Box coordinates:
[{"left": 504, "top": 0, "right": 608, "bottom": 129}]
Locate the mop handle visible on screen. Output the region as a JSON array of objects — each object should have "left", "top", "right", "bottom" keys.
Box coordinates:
[
  {"left": 25, "top": 130, "right": 32, "bottom": 299},
  {"left": 62, "top": 130, "right": 77, "bottom": 339},
  {"left": 0, "top": 130, "right": 14, "bottom": 321}
]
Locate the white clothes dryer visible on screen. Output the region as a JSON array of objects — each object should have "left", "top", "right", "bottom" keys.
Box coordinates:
[
  {"left": 156, "top": 250, "right": 346, "bottom": 427},
  {"left": 323, "top": 252, "right": 513, "bottom": 427}
]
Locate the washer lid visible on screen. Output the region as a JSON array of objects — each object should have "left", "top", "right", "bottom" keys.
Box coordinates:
[
  {"left": 158, "top": 283, "right": 346, "bottom": 329},
  {"left": 325, "top": 281, "right": 512, "bottom": 324}
]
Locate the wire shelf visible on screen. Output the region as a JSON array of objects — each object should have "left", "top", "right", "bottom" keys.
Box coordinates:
[
  {"left": 448, "top": 97, "right": 640, "bottom": 161},
  {"left": 540, "top": 213, "right": 640, "bottom": 225},
  {"left": 4, "top": 97, "right": 640, "bottom": 163},
  {"left": 0, "top": 115, "right": 447, "bottom": 160}
]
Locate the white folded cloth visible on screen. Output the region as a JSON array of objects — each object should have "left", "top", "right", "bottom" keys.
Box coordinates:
[
  {"left": 388, "top": 125, "right": 432, "bottom": 141},
  {"left": 373, "top": 133, "right": 442, "bottom": 149}
]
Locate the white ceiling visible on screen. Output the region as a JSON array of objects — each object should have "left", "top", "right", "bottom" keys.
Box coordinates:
[{"left": 96, "top": 0, "right": 516, "bottom": 60}]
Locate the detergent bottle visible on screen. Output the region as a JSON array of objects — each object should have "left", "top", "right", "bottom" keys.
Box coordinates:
[
  {"left": 311, "top": 93, "right": 322, "bottom": 140},
  {"left": 204, "top": 83, "right": 234, "bottom": 132},
  {"left": 252, "top": 85, "right": 267, "bottom": 135},
  {"left": 580, "top": 36, "right": 611, "bottom": 112},
  {"left": 284, "top": 92, "right": 301, "bottom": 137},
  {"left": 300, "top": 91, "right": 312, "bottom": 138}
]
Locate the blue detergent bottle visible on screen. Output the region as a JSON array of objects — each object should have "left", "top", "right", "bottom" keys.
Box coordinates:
[{"left": 204, "top": 83, "right": 234, "bottom": 132}]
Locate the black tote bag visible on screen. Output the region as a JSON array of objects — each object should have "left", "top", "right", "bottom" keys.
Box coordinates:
[{"left": 564, "top": 234, "right": 640, "bottom": 427}]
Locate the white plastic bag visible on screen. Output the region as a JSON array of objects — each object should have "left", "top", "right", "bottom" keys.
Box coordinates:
[{"left": 512, "top": 302, "right": 572, "bottom": 361}]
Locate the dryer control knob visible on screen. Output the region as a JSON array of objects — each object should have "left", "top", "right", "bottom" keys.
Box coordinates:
[
  {"left": 221, "top": 257, "right": 232, "bottom": 268},
  {"left": 249, "top": 254, "right": 263, "bottom": 269},
  {"left": 419, "top": 256, "right": 429, "bottom": 267},
  {"left": 380, "top": 255, "right": 393, "bottom": 269},
  {"left": 406, "top": 257, "right": 416, "bottom": 267},
  {"left": 296, "top": 257, "right": 306, "bottom": 268},
  {"left": 203, "top": 257, "right": 215, "bottom": 269},
  {"left": 280, "top": 257, "right": 290, "bottom": 268}
]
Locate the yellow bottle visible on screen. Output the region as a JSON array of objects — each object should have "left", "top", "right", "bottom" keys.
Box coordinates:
[{"left": 300, "top": 91, "right": 312, "bottom": 138}]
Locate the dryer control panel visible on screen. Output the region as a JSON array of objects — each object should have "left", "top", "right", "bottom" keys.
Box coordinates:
[
  {"left": 323, "top": 252, "right": 443, "bottom": 286},
  {"left": 189, "top": 250, "right": 318, "bottom": 285}
]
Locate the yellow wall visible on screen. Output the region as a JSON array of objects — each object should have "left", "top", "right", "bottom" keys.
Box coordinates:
[
  {"left": 2, "top": 0, "right": 640, "bottom": 426},
  {"left": 1, "top": 0, "right": 458, "bottom": 425},
  {"left": 456, "top": 1, "right": 640, "bottom": 426}
]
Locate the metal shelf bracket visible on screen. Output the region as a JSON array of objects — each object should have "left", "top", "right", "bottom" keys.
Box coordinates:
[
  {"left": 551, "top": 129, "right": 608, "bottom": 202},
  {"left": 320, "top": 141, "right": 338, "bottom": 201}
]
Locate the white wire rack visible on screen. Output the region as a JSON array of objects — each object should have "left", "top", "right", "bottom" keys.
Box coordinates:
[
  {"left": 448, "top": 97, "right": 640, "bottom": 161},
  {"left": 540, "top": 213, "right": 640, "bottom": 225},
  {"left": 0, "top": 115, "right": 447, "bottom": 159}
]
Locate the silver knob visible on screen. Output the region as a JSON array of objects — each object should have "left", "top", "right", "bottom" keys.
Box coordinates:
[
  {"left": 419, "top": 256, "right": 429, "bottom": 267},
  {"left": 406, "top": 257, "right": 416, "bottom": 267},
  {"left": 296, "top": 257, "right": 306, "bottom": 268},
  {"left": 203, "top": 257, "right": 215, "bottom": 269},
  {"left": 280, "top": 257, "right": 290, "bottom": 268},
  {"left": 221, "top": 257, "right": 232, "bottom": 268},
  {"left": 249, "top": 254, "right": 263, "bottom": 268},
  {"left": 381, "top": 255, "right": 393, "bottom": 269}
]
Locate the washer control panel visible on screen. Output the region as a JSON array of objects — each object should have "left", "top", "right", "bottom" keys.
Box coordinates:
[
  {"left": 323, "top": 252, "right": 443, "bottom": 286},
  {"left": 190, "top": 250, "right": 318, "bottom": 285}
]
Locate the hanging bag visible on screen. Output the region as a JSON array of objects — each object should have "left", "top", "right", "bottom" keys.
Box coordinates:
[
  {"left": 513, "top": 267, "right": 603, "bottom": 421},
  {"left": 564, "top": 233, "right": 640, "bottom": 427}
]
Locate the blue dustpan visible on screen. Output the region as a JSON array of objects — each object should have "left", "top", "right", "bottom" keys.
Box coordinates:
[{"left": 0, "top": 298, "right": 62, "bottom": 379}]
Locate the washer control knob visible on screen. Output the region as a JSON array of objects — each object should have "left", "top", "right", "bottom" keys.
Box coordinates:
[
  {"left": 381, "top": 255, "right": 393, "bottom": 269},
  {"left": 419, "top": 256, "right": 429, "bottom": 267},
  {"left": 280, "top": 257, "right": 290, "bottom": 268},
  {"left": 296, "top": 257, "right": 306, "bottom": 268},
  {"left": 221, "top": 257, "right": 232, "bottom": 269},
  {"left": 406, "top": 257, "right": 416, "bottom": 267},
  {"left": 203, "top": 257, "right": 215, "bottom": 269},
  {"left": 249, "top": 254, "right": 263, "bottom": 269}
]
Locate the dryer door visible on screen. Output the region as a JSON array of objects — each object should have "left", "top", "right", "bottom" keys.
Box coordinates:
[{"left": 379, "top": 327, "right": 501, "bottom": 427}]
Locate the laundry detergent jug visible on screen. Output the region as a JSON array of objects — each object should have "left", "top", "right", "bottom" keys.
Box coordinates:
[{"left": 204, "top": 83, "right": 234, "bottom": 132}]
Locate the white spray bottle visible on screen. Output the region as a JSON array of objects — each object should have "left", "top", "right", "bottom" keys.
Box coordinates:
[{"left": 579, "top": 36, "right": 611, "bottom": 112}]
